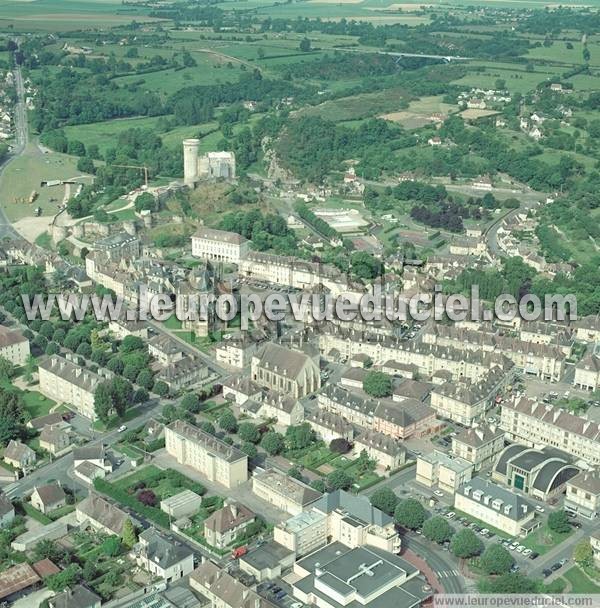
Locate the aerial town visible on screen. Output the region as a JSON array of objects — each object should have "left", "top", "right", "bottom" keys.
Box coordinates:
[{"left": 0, "top": 1, "right": 599, "bottom": 607}]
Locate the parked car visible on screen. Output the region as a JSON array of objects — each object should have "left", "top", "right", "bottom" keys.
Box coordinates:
[
  {"left": 522, "top": 549, "right": 532, "bottom": 556},
  {"left": 529, "top": 552, "right": 540, "bottom": 560},
  {"left": 509, "top": 542, "right": 519, "bottom": 550},
  {"left": 445, "top": 512, "right": 456, "bottom": 519},
  {"left": 479, "top": 528, "right": 489, "bottom": 536},
  {"left": 434, "top": 490, "right": 444, "bottom": 497},
  {"left": 535, "top": 505, "right": 545, "bottom": 513},
  {"left": 543, "top": 569, "right": 552, "bottom": 578},
  {"left": 550, "top": 563, "right": 562, "bottom": 572},
  {"left": 118, "top": 425, "right": 127, "bottom": 433}
]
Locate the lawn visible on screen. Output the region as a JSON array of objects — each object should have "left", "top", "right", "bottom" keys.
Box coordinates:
[
  {"left": 92, "top": 405, "right": 143, "bottom": 432},
  {"left": 562, "top": 566, "right": 600, "bottom": 593},
  {"left": 521, "top": 524, "right": 574, "bottom": 555},
  {"left": 22, "top": 390, "right": 56, "bottom": 419}
]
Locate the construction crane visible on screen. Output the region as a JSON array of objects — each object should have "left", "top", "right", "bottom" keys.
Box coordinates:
[{"left": 111, "top": 164, "right": 149, "bottom": 187}]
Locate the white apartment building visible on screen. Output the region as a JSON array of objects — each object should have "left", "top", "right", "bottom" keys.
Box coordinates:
[
  {"left": 574, "top": 353, "right": 600, "bottom": 391},
  {"left": 500, "top": 397, "right": 600, "bottom": 467},
  {"left": 165, "top": 420, "right": 248, "bottom": 489},
  {"left": 0, "top": 326, "right": 30, "bottom": 366},
  {"left": 252, "top": 469, "right": 322, "bottom": 516},
  {"left": 452, "top": 425, "right": 505, "bottom": 471},
  {"left": 565, "top": 470, "right": 600, "bottom": 519},
  {"left": 38, "top": 355, "right": 106, "bottom": 420},
  {"left": 191, "top": 228, "right": 249, "bottom": 264},
  {"left": 416, "top": 450, "right": 473, "bottom": 493},
  {"left": 454, "top": 478, "right": 540, "bottom": 537}
]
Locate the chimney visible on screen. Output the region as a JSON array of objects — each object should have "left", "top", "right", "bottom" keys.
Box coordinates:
[{"left": 231, "top": 503, "right": 238, "bottom": 518}]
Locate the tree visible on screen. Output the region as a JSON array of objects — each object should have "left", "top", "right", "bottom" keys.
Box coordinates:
[
  {"left": 44, "top": 564, "right": 81, "bottom": 592},
  {"left": 299, "top": 37, "right": 311, "bottom": 52},
  {"left": 0, "top": 356, "right": 14, "bottom": 380},
  {"left": 200, "top": 421, "right": 216, "bottom": 435},
  {"left": 136, "top": 369, "right": 154, "bottom": 390},
  {"left": 311, "top": 478, "right": 327, "bottom": 493},
  {"left": 0, "top": 387, "right": 26, "bottom": 445},
  {"left": 330, "top": 438, "right": 351, "bottom": 454},
  {"left": 422, "top": 516, "right": 454, "bottom": 544},
  {"left": 33, "top": 539, "right": 65, "bottom": 564},
  {"left": 153, "top": 380, "right": 169, "bottom": 397},
  {"left": 238, "top": 422, "right": 260, "bottom": 444},
  {"left": 450, "top": 528, "right": 484, "bottom": 559},
  {"left": 286, "top": 423, "right": 314, "bottom": 450},
  {"left": 261, "top": 431, "right": 285, "bottom": 455},
  {"left": 573, "top": 540, "right": 593, "bottom": 568},
  {"left": 218, "top": 410, "right": 238, "bottom": 433},
  {"left": 77, "top": 157, "right": 95, "bottom": 174},
  {"left": 101, "top": 535, "right": 122, "bottom": 557},
  {"left": 241, "top": 442, "right": 258, "bottom": 459},
  {"left": 122, "top": 517, "right": 137, "bottom": 549},
  {"left": 326, "top": 469, "right": 353, "bottom": 491},
  {"left": 478, "top": 573, "right": 538, "bottom": 594},
  {"left": 288, "top": 465, "right": 303, "bottom": 481},
  {"left": 548, "top": 510, "right": 571, "bottom": 534},
  {"left": 370, "top": 487, "right": 399, "bottom": 516},
  {"left": 23, "top": 354, "right": 37, "bottom": 383},
  {"left": 362, "top": 371, "right": 392, "bottom": 398},
  {"left": 480, "top": 543, "right": 514, "bottom": 575},
  {"left": 394, "top": 498, "right": 428, "bottom": 530},
  {"left": 181, "top": 392, "right": 200, "bottom": 412},
  {"left": 45, "top": 341, "right": 60, "bottom": 356},
  {"left": 137, "top": 489, "right": 157, "bottom": 506},
  {"left": 121, "top": 336, "right": 145, "bottom": 353}
]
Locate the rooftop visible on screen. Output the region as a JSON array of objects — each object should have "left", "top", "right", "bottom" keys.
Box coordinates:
[
  {"left": 254, "top": 469, "right": 322, "bottom": 507},
  {"left": 167, "top": 420, "right": 246, "bottom": 463}
]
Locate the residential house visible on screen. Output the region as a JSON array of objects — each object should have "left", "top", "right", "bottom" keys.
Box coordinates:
[
  {"left": 76, "top": 492, "right": 130, "bottom": 536},
  {"left": 353, "top": 430, "right": 406, "bottom": 473},
  {"left": 204, "top": 502, "right": 256, "bottom": 549},
  {"left": 4, "top": 440, "right": 36, "bottom": 471},
  {"left": 39, "top": 425, "right": 71, "bottom": 456},
  {"left": 30, "top": 483, "right": 66, "bottom": 514},
  {"left": 574, "top": 353, "right": 600, "bottom": 392},
  {"left": 133, "top": 527, "right": 194, "bottom": 582},
  {"left": 306, "top": 410, "right": 354, "bottom": 443},
  {"left": 49, "top": 585, "right": 101, "bottom": 608}
]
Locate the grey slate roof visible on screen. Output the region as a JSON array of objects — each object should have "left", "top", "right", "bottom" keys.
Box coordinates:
[
  {"left": 138, "top": 527, "right": 193, "bottom": 570},
  {"left": 311, "top": 489, "right": 392, "bottom": 528}
]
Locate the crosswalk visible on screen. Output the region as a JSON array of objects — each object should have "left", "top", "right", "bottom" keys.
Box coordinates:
[{"left": 436, "top": 570, "right": 460, "bottom": 579}]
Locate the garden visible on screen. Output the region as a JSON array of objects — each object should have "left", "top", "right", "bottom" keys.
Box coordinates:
[{"left": 94, "top": 465, "right": 206, "bottom": 528}]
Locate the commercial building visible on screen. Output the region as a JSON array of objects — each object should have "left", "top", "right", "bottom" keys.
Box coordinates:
[
  {"left": 275, "top": 490, "right": 401, "bottom": 557},
  {"left": 565, "top": 470, "right": 600, "bottom": 519},
  {"left": 252, "top": 469, "right": 322, "bottom": 516},
  {"left": 416, "top": 450, "right": 473, "bottom": 494},
  {"left": 0, "top": 325, "right": 30, "bottom": 366},
  {"left": 492, "top": 445, "right": 579, "bottom": 502},
  {"left": 165, "top": 420, "right": 248, "bottom": 489},
  {"left": 500, "top": 397, "right": 600, "bottom": 467},
  {"left": 251, "top": 343, "right": 320, "bottom": 399},
  {"left": 239, "top": 541, "right": 295, "bottom": 582},
  {"left": 291, "top": 542, "right": 431, "bottom": 608},
  {"left": 451, "top": 425, "right": 505, "bottom": 471},
  {"left": 191, "top": 227, "right": 249, "bottom": 264},
  {"left": 454, "top": 478, "right": 540, "bottom": 538},
  {"left": 38, "top": 355, "right": 108, "bottom": 420}
]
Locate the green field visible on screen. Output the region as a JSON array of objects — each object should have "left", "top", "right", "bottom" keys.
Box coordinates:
[{"left": 562, "top": 566, "right": 600, "bottom": 593}]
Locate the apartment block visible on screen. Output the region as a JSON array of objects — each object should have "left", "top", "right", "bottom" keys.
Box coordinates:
[
  {"left": 252, "top": 469, "right": 321, "bottom": 516},
  {"left": 451, "top": 424, "right": 505, "bottom": 471},
  {"left": 0, "top": 326, "right": 30, "bottom": 366},
  {"left": 416, "top": 450, "right": 473, "bottom": 494},
  {"left": 165, "top": 420, "right": 248, "bottom": 489},
  {"left": 565, "top": 470, "right": 600, "bottom": 519},
  {"left": 38, "top": 355, "right": 106, "bottom": 420},
  {"left": 500, "top": 397, "right": 600, "bottom": 467}
]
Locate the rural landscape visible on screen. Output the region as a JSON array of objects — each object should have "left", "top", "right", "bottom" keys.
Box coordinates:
[{"left": 0, "top": 0, "right": 599, "bottom": 607}]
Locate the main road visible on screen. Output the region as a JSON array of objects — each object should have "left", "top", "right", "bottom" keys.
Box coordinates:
[{"left": 0, "top": 58, "right": 26, "bottom": 239}]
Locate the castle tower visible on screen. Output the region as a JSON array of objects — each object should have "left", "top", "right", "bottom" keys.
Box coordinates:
[{"left": 183, "top": 139, "right": 200, "bottom": 188}]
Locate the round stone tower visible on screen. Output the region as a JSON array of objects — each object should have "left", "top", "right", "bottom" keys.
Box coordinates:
[{"left": 183, "top": 138, "right": 200, "bottom": 188}]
